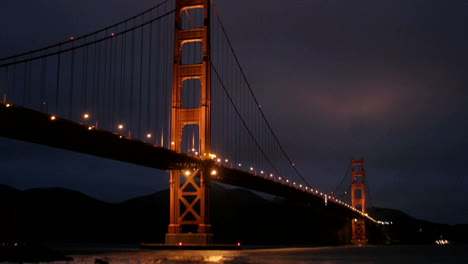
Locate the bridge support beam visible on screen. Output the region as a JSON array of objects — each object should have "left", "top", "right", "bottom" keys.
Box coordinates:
[
  {"left": 165, "top": 167, "right": 213, "bottom": 245},
  {"left": 351, "top": 159, "right": 368, "bottom": 245},
  {"left": 165, "top": 0, "right": 213, "bottom": 245}
]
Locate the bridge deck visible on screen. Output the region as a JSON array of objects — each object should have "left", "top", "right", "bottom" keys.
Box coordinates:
[{"left": 0, "top": 102, "right": 368, "bottom": 221}]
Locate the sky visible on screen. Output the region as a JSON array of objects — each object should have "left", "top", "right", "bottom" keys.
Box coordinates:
[{"left": 0, "top": 0, "right": 467, "bottom": 225}]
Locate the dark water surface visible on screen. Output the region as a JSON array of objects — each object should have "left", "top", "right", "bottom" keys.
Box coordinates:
[
  {"left": 52, "top": 244, "right": 468, "bottom": 264},
  {"left": 241, "top": 245, "right": 468, "bottom": 263}
]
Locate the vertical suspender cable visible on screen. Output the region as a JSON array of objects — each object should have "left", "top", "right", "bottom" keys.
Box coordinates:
[
  {"left": 130, "top": 20, "right": 136, "bottom": 136},
  {"left": 22, "top": 60, "right": 27, "bottom": 106},
  {"left": 40, "top": 53, "right": 47, "bottom": 111},
  {"left": 147, "top": 14, "right": 154, "bottom": 139},
  {"left": 156, "top": 7, "right": 162, "bottom": 146},
  {"left": 82, "top": 44, "right": 89, "bottom": 113},
  {"left": 12, "top": 64, "right": 16, "bottom": 103},
  {"left": 93, "top": 35, "right": 99, "bottom": 121},
  {"left": 112, "top": 29, "right": 118, "bottom": 130},
  {"left": 120, "top": 23, "right": 127, "bottom": 124},
  {"left": 55, "top": 50, "right": 61, "bottom": 115},
  {"left": 139, "top": 16, "right": 145, "bottom": 140},
  {"left": 108, "top": 32, "right": 115, "bottom": 128},
  {"left": 4, "top": 66, "right": 8, "bottom": 103},
  {"left": 69, "top": 46, "right": 75, "bottom": 119},
  {"left": 3, "top": 66, "right": 8, "bottom": 102},
  {"left": 26, "top": 57, "right": 32, "bottom": 107},
  {"left": 102, "top": 31, "right": 109, "bottom": 127},
  {"left": 163, "top": 7, "right": 169, "bottom": 148},
  {"left": 95, "top": 37, "right": 102, "bottom": 124}
]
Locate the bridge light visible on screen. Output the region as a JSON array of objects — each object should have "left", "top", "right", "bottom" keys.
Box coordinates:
[
  {"left": 184, "top": 170, "right": 191, "bottom": 176},
  {"left": 216, "top": 158, "right": 221, "bottom": 162},
  {"left": 278, "top": 177, "right": 281, "bottom": 180},
  {"left": 238, "top": 163, "right": 242, "bottom": 167},
  {"left": 178, "top": 242, "right": 183, "bottom": 246},
  {"left": 250, "top": 167, "right": 254, "bottom": 171},
  {"left": 191, "top": 148, "right": 196, "bottom": 152},
  {"left": 147, "top": 133, "right": 152, "bottom": 138},
  {"left": 6, "top": 104, "right": 10, "bottom": 107},
  {"left": 70, "top": 36, "right": 75, "bottom": 40},
  {"left": 225, "top": 159, "right": 229, "bottom": 163},
  {"left": 270, "top": 174, "right": 273, "bottom": 177},
  {"left": 118, "top": 124, "right": 124, "bottom": 130},
  {"left": 210, "top": 169, "right": 217, "bottom": 176},
  {"left": 83, "top": 113, "right": 89, "bottom": 119},
  {"left": 171, "top": 141, "right": 175, "bottom": 146},
  {"left": 88, "top": 126, "right": 93, "bottom": 130},
  {"left": 237, "top": 242, "right": 241, "bottom": 247},
  {"left": 50, "top": 115, "right": 56, "bottom": 121},
  {"left": 195, "top": 151, "right": 199, "bottom": 155},
  {"left": 111, "top": 33, "right": 115, "bottom": 37}
]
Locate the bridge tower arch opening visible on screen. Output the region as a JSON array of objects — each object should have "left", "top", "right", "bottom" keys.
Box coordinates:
[
  {"left": 165, "top": 0, "right": 213, "bottom": 245},
  {"left": 351, "top": 159, "right": 368, "bottom": 245}
]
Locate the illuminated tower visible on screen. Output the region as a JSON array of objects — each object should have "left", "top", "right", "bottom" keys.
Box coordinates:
[
  {"left": 351, "top": 159, "right": 367, "bottom": 244},
  {"left": 165, "top": 0, "right": 213, "bottom": 245}
]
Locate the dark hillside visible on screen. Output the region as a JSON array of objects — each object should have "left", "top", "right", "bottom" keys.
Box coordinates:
[{"left": 1, "top": 184, "right": 466, "bottom": 245}]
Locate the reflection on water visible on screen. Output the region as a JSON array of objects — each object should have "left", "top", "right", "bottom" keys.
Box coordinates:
[{"left": 58, "top": 245, "right": 468, "bottom": 264}]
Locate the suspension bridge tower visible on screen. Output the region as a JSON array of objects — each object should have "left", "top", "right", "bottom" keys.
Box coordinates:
[
  {"left": 165, "top": 0, "right": 214, "bottom": 245},
  {"left": 351, "top": 159, "right": 368, "bottom": 245}
]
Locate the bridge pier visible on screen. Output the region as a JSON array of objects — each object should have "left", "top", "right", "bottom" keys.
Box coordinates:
[
  {"left": 165, "top": 166, "right": 214, "bottom": 246},
  {"left": 165, "top": 234, "right": 214, "bottom": 246},
  {"left": 350, "top": 160, "right": 368, "bottom": 245}
]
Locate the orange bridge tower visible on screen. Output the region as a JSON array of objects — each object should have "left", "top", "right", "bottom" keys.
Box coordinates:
[
  {"left": 351, "top": 159, "right": 367, "bottom": 244},
  {"left": 165, "top": 0, "right": 213, "bottom": 245}
]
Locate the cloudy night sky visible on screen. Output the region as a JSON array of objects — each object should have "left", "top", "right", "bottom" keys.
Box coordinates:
[{"left": 0, "top": 0, "right": 467, "bottom": 225}]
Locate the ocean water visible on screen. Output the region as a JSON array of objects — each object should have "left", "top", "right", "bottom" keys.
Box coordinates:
[{"left": 48, "top": 244, "right": 468, "bottom": 264}]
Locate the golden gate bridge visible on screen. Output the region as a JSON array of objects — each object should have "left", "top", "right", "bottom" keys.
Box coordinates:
[{"left": 0, "top": 0, "right": 380, "bottom": 246}]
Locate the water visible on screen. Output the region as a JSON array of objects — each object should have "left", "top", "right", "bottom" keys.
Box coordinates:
[{"left": 48, "top": 244, "right": 468, "bottom": 264}]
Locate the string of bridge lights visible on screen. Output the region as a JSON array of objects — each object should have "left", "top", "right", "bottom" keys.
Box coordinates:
[
  {"left": 41, "top": 107, "right": 380, "bottom": 224},
  {"left": 2, "top": 101, "right": 382, "bottom": 224},
  {"left": 44, "top": 107, "right": 386, "bottom": 222}
]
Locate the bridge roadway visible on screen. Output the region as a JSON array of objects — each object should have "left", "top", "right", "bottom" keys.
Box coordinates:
[{"left": 0, "top": 102, "right": 374, "bottom": 222}]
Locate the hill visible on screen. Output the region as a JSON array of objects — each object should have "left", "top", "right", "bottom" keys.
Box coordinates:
[
  {"left": 0, "top": 184, "right": 466, "bottom": 245},
  {"left": 367, "top": 207, "right": 468, "bottom": 244}
]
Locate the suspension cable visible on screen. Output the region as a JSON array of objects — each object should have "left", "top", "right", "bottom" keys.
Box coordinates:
[
  {"left": 210, "top": 0, "right": 312, "bottom": 187},
  {"left": 0, "top": 0, "right": 174, "bottom": 62},
  {"left": 0, "top": 3, "right": 181, "bottom": 68},
  {"left": 333, "top": 160, "right": 351, "bottom": 195},
  {"left": 212, "top": 64, "right": 283, "bottom": 178}
]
